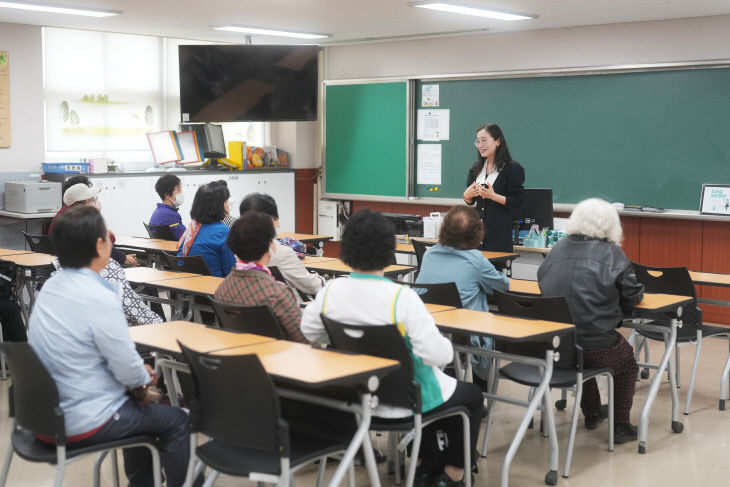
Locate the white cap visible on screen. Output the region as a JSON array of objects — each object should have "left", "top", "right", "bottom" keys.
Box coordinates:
[{"left": 63, "top": 183, "right": 101, "bottom": 206}]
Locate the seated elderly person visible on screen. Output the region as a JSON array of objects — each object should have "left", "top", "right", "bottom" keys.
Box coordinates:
[
  {"left": 214, "top": 211, "right": 307, "bottom": 343},
  {"left": 30, "top": 205, "right": 190, "bottom": 486},
  {"left": 239, "top": 193, "right": 325, "bottom": 301},
  {"left": 417, "top": 205, "right": 509, "bottom": 388},
  {"left": 302, "top": 209, "right": 483, "bottom": 487},
  {"left": 537, "top": 198, "right": 644, "bottom": 444}
]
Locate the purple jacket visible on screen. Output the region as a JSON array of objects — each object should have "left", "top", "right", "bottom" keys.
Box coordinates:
[{"left": 149, "top": 203, "right": 185, "bottom": 240}]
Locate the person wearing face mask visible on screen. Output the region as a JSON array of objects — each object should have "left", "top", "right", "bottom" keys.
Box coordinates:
[
  {"left": 214, "top": 211, "right": 308, "bottom": 343},
  {"left": 463, "top": 123, "right": 525, "bottom": 253},
  {"left": 150, "top": 174, "right": 186, "bottom": 240}
]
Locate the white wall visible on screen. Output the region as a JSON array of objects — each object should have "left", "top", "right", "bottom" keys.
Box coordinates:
[
  {"left": 0, "top": 23, "right": 44, "bottom": 173},
  {"left": 270, "top": 121, "right": 318, "bottom": 169},
  {"left": 325, "top": 15, "right": 730, "bottom": 80}
]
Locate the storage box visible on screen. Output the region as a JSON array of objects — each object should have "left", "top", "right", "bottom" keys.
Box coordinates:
[
  {"left": 41, "top": 162, "right": 90, "bottom": 174},
  {"left": 4, "top": 181, "right": 62, "bottom": 214}
]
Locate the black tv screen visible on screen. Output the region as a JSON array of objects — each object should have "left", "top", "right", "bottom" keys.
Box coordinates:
[{"left": 179, "top": 45, "right": 318, "bottom": 122}]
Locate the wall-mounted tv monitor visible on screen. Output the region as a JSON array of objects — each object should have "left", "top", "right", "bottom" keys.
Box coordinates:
[{"left": 179, "top": 45, "right": 319, "bottom": 123}]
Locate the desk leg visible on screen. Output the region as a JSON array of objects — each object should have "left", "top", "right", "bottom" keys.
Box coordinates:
[
  {"left": 171, "top": 294, "right": 185, "bottom": 321},
  {"left": 719, "top": 343, "right": 730, "bottom": 411},
  {"left": 500, "top": 350, "right": 554, "bottom": 487},
  {"left": 542, "top": 387, "right": 559, "bottom": 484},
  {"left": 327, "top": 393, "right": 377, "bottom": 487},
  {"left": 637, "top": 318, "right": 679, "bottom": 454}
]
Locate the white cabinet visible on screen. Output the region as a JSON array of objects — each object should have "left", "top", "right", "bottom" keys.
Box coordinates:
[{"left": 89, "top": 171, "right": 295, "bottom": 237}]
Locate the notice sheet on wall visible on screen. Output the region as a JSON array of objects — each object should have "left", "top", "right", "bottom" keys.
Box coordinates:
[
  {"left": 0, "top": 51, "right": 9, "bottom": 148},
  {"left": 417, "top": 109, "right": 450, "bottom": 141},
  {"left": 417, "top": 144, "right": 442, "bottom": 185}
]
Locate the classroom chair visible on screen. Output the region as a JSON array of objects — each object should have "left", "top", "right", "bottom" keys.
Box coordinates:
[
  {"left": 394, "top": 281, "right": 463, "bottom": 308},
  {"left": 410, "top": 239, "right": 435, "bottom": 272},
  {"left": 320, "top": 315, "right": 472, "bottom": 487},
  {"left": 629, "top": 263, "right": 730, "bottom": 414},
  {"left": 0, "top": 343, "right": 162, "bottom": 487},
  {"left": 210, "top": 299, "right": 285, "bottom": 339},
  {"left": 143, "top": 222, "right": 177, "bottom": 241},
  {"left": 21, "top": 232, "right": 54, "bottom": 255},
  {"left": 162, "top": 253, "right": 212, "bottom": 276},
  {"left": 269, "top": 265, "right": 311, "bottom": 302},
  {"left": 178, "top": 342, "right": 351, "bottom": 487},
  {"left": 487, "top": 290, "right": 614, "bottom": 478}
]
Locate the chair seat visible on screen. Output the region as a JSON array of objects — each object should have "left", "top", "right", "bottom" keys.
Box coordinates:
[
  {"left": 370, "top": 405, "right": 470, "bottom": 432},
  {"left": 500, "top": 363, "right": 613, "bottom": 388},
  {"left": 11, "top": 429, "right": 158, "bottom": 464},
  {"left": 638, "top": 324, "right": 730, "bottom": 343},
  {"left": 197, "top": 430, "right": 349, "bottom": 477}
]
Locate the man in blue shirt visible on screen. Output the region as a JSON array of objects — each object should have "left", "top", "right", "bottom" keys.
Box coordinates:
[
  {"left": 29, "top": 205, "right": 190, "bottom": 487},
  {"left": 150, "top": 174, "right": 186, "bottom": 240}
]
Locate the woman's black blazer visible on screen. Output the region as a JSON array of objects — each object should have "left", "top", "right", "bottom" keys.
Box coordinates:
[{"left": 465, "top": 161, "right": 525, "bottom": 252}]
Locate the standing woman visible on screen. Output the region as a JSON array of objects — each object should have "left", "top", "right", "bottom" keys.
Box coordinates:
[{"left": 463, "top": 123, "right": 525, "bottom": 252}]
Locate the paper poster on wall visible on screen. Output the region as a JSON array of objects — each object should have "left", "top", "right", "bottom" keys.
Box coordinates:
[
  {"left": 0, "top": 51, "right": 10, "bottom": 148},
  {"left": 417, "top": 109, "right": 450, "bottom": 141},
  {"left": 417, "top": 144, "right": 442, "bottom": 185},
  {"left": 422, "top": 84, "right": 439, "bottom": 107},
  {"left": 699, "top": 184, "right": 730, "bottom": 216}
]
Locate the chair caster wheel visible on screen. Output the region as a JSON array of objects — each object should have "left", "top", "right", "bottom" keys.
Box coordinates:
[
  {"left": 671, "top": 421, "right": 684, "bottom": 433},
  {"left": 638, "top": 444, "right": 646, "bottom": 454},
  {"left": 545, "top": 470, "right": 558, "bottom": 485},
  {"left": 555, "top": 399, "right": 567, "bottom": 411},
  {"left": 640, "top": 368, "right": 650, "bottom": 379},
  {"left": 720, "top": 399, "right": 726, "bottom": 411}
]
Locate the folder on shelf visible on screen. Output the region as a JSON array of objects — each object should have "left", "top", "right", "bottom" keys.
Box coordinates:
[{"left": 147, "top": 131, "right": 182, "bottom": 164}]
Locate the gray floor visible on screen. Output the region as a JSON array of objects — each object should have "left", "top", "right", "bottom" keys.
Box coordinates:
[{"left": 2, "top": 330, "right": 730, "bottom": 486}]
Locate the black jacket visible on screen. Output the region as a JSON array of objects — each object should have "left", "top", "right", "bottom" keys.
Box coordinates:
[
  {"left": 465, "top": 161, "right": 525, "bottom": 252},
  {"left": 537, "top": 235, "right": 645, "bottom": 350}
]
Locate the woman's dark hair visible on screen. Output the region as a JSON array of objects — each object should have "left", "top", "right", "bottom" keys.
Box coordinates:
[
  {"left": 209, "top": 179, "right": 231, "bottom": 200},
  {"left": 340, "top": 209, "right": 395, "bottom": 271},
  {"left": 190, "top": 183, "right": 227, "bottom": 224},
  {"left": 61, "top": 175, "right": 91, "bottom": 204},
  {"left": 470, "top": 123, "right": 515, "bottom": 176},
  {"left": 239, "top": 192, "right": 279, "bottom": 219},
  {"left": 51, "top": 205, "right": 108, "bottom": 269},
  {"left": 226, "top": 211, "right": 276, "bottom": 262},
  {"left": 154, "top": 174, "right": 181, "bottom": 200},
  {"left": 438, "top": 206, "right": 484, "bottom": 250}
]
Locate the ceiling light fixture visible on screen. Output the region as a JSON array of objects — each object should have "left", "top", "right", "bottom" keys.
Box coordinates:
[
  {"left": 410, "top": 1, "right": 536, "bottom": 21},
  {"left": 0, "top": 1, "right": 120, "bottom": 17},
  {"left": 213, "top": 25, "right": 329, "bottom": 40}
]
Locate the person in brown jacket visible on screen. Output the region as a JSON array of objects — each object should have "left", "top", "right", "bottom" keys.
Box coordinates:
[{"left": 214, "top": 210, "right": 308, "bottom": 343}]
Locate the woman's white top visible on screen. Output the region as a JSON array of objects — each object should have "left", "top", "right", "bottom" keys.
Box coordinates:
[{"left": 475, "top": 161, "right": 499, "bottom": 187}]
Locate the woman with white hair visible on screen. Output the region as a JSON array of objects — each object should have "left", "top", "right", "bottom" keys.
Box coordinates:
[{"left": 537, "top": 198, "right": 645, "bottom": 444}]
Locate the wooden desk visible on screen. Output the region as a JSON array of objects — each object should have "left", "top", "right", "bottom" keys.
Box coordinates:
[
  {"left": 0, "top": 252, "right": 54, "bottom": 267},
  {"left": 300, "top": 256, "right": 339, "bottom": 265},
  {"left": 124, "top": 267, "right": 199, "bottom": 284},
  {"left": 214, "top": 340, "right": 400, "bottom": 388},
  {"left": 690, "top": 270, "right": 730, "bottom": 288},
  {"left": 513, "top": 245, "right": 551, "bottom": 254},
  {"left": 136, "top": 324, "right": 396, "bottom": 487},
  {"left": 115, "top": 235, "right": 178, "bottom": 253},
  {"left": 432, "top": 308, "right": 573, "bottom": 342},
  {"left": 303, "top": 259, "right": 414, "bottom": 279},
  {"left": 424, "top": 303, "right": 456, "bottom": 314},
  {"left": 129, "top": 321, "right": 274, "bottom": 355},
  {"left": 395, "top": 242, "right": 517, "bottom": 264},
  {"left": 150, "top": 275, "right": 223, "bottom": 296},
  {"left": 430, "top": 307, "right": 570, "bottom": 486},
  {"left": 509, "top": 279, "right": 541, "bottom": 295},
  {"left": 0, "top": 249, "right": 31, "bottom": 257}
]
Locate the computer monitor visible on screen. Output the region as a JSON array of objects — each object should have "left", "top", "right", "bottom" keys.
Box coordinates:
[
  {"left": 204, "top": 123, "right": 226, "bottom": 159},
  {"left": 179, "top": 123, "right": 226, "bottom": 159},
  {"left": 512, "top": 188, "right": 554, "bottom": 230}
]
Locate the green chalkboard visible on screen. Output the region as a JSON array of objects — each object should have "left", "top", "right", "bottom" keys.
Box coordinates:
[
  {"left": 415, "top": 68, "right": 730, "bottom": 209},
  {"left": 324, "top": 82, "right": 408, "bottom": 197}
]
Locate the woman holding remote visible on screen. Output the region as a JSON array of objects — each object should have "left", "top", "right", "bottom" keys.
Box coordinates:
[{"left": 462, "top": 123, "right": 525, "bottom": 253}]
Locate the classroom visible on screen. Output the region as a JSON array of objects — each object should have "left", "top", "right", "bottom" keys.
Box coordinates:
[{"left": 1, "top": 1, "right": 730, "bottom": 486}]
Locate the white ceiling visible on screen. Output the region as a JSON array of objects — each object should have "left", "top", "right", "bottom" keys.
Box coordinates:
[{"left": 1, "top": 0, "right": 730, "bottom": 44}]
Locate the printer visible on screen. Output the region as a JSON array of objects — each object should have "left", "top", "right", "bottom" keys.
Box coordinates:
[{"left": 4, "top": 181, "right": 62, "bottom": 214}]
